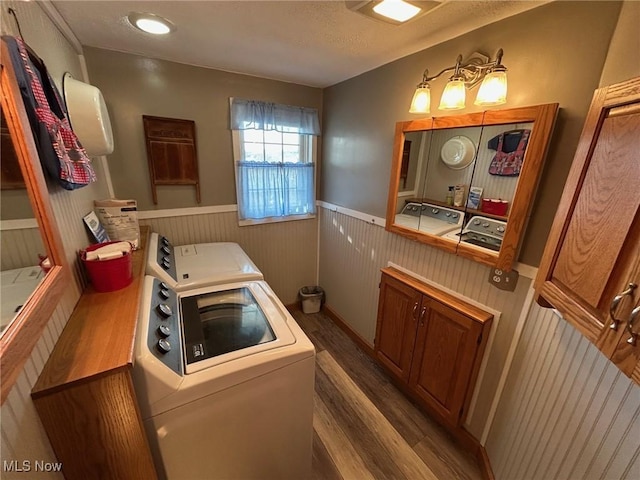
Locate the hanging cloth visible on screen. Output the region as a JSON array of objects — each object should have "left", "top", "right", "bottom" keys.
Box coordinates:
[
  {"left": 488, "top": 129, "right": 531, "bottom": 177},
  {"left": 3, "top": 35, "right": 96, "bottom": 190}
]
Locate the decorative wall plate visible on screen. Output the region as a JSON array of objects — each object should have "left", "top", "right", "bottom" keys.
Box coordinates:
[{"left": 440, "top": 135, "right": 476, "bottom": 170}]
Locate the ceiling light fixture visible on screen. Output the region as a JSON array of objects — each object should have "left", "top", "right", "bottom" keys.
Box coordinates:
[
  {"left": 409, "top": 49, "right": 508, "bottom": 114},
  {"left": 127, "top": 12, "right": 176, "bottom": 35},
  {"left": 346, "top": 1, "right": 439, "bottom": 25},
  {"left": 373, "top": 0, "right": 421, "bottom": 23}
]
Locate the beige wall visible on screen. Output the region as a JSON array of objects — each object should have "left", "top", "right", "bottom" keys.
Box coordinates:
[
  {"left": 321, "top": 1, "right": 623, "bottom": 267},
  {"left": 83, "top": 47, "right": 323, "bottom": 211},
  {"left": 599, "top": 0, "right": 640, "bottom": 87}
]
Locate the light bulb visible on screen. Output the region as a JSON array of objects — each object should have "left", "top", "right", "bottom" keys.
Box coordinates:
[
  {"left": 475, "top": 69, "right": 508, "bottom": 106},
  {"left": 439, "top": 78, "right": 466, "bottom": 110},
  {"left": 409, "top": 85, "right": 431, "bottom": 114}
]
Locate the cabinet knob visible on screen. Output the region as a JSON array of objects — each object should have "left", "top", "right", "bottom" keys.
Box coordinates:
[
  {"left": 412, "top": 302, "right": 419, "bottom": 321},
  {"left": 625, "top": 306, "right": 640, "bottom": 346},
  {"left": 609, "top": 283, "right": 637, "bottom": 331}
]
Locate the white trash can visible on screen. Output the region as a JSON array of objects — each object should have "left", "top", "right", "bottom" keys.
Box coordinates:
[{"left": 299, "top": 286, "right": 325, "bottom": 314}]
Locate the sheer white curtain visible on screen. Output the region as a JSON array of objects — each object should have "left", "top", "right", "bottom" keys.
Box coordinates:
[{"left": 231, "top": 99, "right": 320, "bottom": 221}]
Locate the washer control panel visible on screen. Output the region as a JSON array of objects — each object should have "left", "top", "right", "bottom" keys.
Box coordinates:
[
  {"left": 155, "top": 235, "right": 177, "bottom": 282},
  {"left": 145, "top": 278, "right": 181, "bottom": 374}
]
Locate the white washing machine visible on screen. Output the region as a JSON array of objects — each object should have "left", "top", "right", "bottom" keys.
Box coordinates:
[
  {"left": 146, "top": 232, "right": 263, "bottom": 291},
  {"left": 133, "top": 276, "right": 315, "bottom": 480},
  {"left": 395, "top": 202, "right": 464, "bottom": 235}
]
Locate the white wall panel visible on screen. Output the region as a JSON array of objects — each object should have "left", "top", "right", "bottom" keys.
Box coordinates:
[
  {"left": 487, "top": 302, "right": 640, "bottom": 480},
  {"left": 140, "top": 212, "right": 318, "bottom": 305},
  {"left": 0, "top": 228, "right": 45, "bottom": 270}
]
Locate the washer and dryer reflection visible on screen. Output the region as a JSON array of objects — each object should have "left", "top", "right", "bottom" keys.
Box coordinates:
[{"left": 134, "top": 233, "right": 315, "bottom": 479}]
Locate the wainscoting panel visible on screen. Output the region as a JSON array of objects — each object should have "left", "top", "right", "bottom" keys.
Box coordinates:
[
  {"left": 487, "top": 302, "right": 640, "bottom": 480},
  {"left": 140, "top": 213, "right": 318, "bottom": 304},
  {"left": 317, "top": 206, "right": 531, "bottom": 439},
  {"left": 0, "top": 228, "right": 45, "bottom": 270}
]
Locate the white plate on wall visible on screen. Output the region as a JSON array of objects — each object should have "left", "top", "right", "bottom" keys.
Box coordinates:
[{"left": 440, "top": 136, "right": 476, "bottom": 170}]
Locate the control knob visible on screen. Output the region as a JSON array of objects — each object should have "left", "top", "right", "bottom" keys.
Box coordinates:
[
  {"left": 156, "top": 303, "right": 172, "bottom": 318},
  {"left": 497, "top": 226, "right": 505, "bottom": 233},
  {"left": 161, "top": 246, "right": 171, "bottom": 255},
  {"left": 159, "top": 282, "right": 169, "bottom": 291},
  {"left": 431, "top": 208, "right": 439, "bottom": 214},
  {"left": 157, "top": 324, "right": 171, "bottom": 338},
  {"left": 161, "top": 237, "right": 170, "bottom": 246},
  {"left": 159, "top": 289, "right": 170, "bottom": 300},
  {"left": 473, "top": 219, "right": 481, "bottom": 225},
  {"left": 157, "top": 338, "right": 171, "bottom": 354}
]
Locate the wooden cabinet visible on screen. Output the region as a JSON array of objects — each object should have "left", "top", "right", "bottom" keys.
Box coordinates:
[
  {"left": 535, "top": 76, "right": 640, "bottom": 385},
  {"left": 31, "top": 227, "right": 157, "bottom": 479},
  {"left": 375, "top": 267, "right": 492, "bottom": 427}
]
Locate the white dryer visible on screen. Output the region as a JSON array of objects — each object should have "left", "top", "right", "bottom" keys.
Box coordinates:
[
  {"left": 133, "top": 276, "right": 315, "bottom": 479},
  {"left": 146, "top": 232, "right": 263, "bottom": 292}
]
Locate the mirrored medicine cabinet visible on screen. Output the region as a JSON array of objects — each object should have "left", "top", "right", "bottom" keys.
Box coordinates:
[
  {"left": 386, "top": 104, "right": 559, "bottom": 271},
  {"left": 1, "top": 38, "right": 69, "bottom": 403}
]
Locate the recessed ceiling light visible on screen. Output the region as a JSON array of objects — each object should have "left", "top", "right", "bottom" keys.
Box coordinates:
[
  {"left": 373, "top": 0, "right": 421, "bottom": 22},
  {"left": 127, "top": 12, "right": 176, "bottom": 35},
  {"left": 346, "top": 1, "right": 435, "bottom": 25}
]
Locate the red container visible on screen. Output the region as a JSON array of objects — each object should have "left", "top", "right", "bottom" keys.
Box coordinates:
[
  {"left": 482, "top": 199, "right": 509, "bottom": 216},
  {"left": 81, "top": 242, "right": 133, "bottom": 292}
]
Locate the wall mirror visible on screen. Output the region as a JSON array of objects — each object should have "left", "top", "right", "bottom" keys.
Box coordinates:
[
  {"left": 0, "top": 39, "right": 69, "bottom": 403},
  {"left": 386, "top": 104, "right": 559, "bottom": 271}
]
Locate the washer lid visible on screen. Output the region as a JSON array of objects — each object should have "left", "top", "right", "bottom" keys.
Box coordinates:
[
  {"left": 179, "top": 281, "right": 298, "bottom": 375},
  {"left": 440, "top": 135, "right": 476, "bottom": 170}
]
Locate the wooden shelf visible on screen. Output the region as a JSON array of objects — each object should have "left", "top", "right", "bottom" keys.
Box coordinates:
[{"left": 31, "top": 226, "right": 157, "bottom": 480}]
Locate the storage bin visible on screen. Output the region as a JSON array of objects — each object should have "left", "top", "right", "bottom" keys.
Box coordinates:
[
  {"left": 481, "top": 199, "right": 509, "bottom": 216},
  {"left": 299, "top": 286, "right": 325, "bottom": 314},
  {"left": 81, "top": 241, "right": 133, "bottom": 292}
]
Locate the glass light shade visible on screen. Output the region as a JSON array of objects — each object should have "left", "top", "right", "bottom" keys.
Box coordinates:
[
  {"left": 438, "top": 79, "right": 466, "bottom": 110},
  {"left": 373, "top": 0, "right": 421, "bottom": 23},
  {"left": 409, "top": 85, "right": 431, "bottom": 114},
  {"left": 128, "top": 13, "right": 176, "bottom": 35},
  {"left": 475, "top": 69, "right": 508, "bottom": 106}
]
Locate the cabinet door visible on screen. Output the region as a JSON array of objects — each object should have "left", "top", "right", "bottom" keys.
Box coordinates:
[
  {"left": 374, "top": 273, "right": 422, "bottom": 382},
  {"left": 408, "top": 299, "right": 483, "bottom": 427},
  {"left": 536, "top": 78, "right": 640, "bottom": 348}
]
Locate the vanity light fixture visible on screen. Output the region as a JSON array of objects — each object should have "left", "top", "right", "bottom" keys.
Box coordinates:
[
  {"left": 409, "top": 49, "right": 507, "bottom": 114},
  {"left": 127, "top": 12, "right": 176, "bottom": 35}
]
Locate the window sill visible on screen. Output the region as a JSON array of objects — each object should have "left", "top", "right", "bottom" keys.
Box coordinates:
[{"left": 238, "top": 213, "right": 316, "bottom": 227}]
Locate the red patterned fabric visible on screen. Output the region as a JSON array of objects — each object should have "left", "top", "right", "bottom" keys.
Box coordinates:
[{"left": 15, "top": 37, "right": 96, "bottom": 187}]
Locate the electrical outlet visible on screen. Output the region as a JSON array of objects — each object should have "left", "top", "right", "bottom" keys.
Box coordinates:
[{"left": 488, "top": 268, "right": 519, "bottom": 291}]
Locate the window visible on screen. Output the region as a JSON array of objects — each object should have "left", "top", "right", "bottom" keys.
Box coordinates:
[{"left": 230, "top": 98, "right": 319, "bottom": 225}]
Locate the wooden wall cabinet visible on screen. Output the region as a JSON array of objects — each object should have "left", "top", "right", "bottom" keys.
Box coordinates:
[
  {"left": 375, "top": 267, "right": 493, "bottom": 427},
  {"left": 535, "top": 76, "right": 640, "bottom": 385}
]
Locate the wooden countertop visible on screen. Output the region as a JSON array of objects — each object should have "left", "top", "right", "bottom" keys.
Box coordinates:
[{"left": 32, "top": 226, "right": 150, "bottom": 398}]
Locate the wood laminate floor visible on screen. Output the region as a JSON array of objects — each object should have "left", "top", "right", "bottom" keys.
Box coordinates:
[{"left": 292, "top": 310, "right": 482, "bottom": 480}]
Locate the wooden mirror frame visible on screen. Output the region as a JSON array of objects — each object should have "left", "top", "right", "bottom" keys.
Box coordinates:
[
  {"left": 386, "top": 103, "right": 558, "bottom": 271},
  {"left": 1, "top": 39, "right": 70, "bottom": 403}
]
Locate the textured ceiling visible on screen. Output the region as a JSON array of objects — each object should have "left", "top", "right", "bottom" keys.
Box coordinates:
[{"left": 50, "top": 0, "right": 550, "bottom": 88}]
